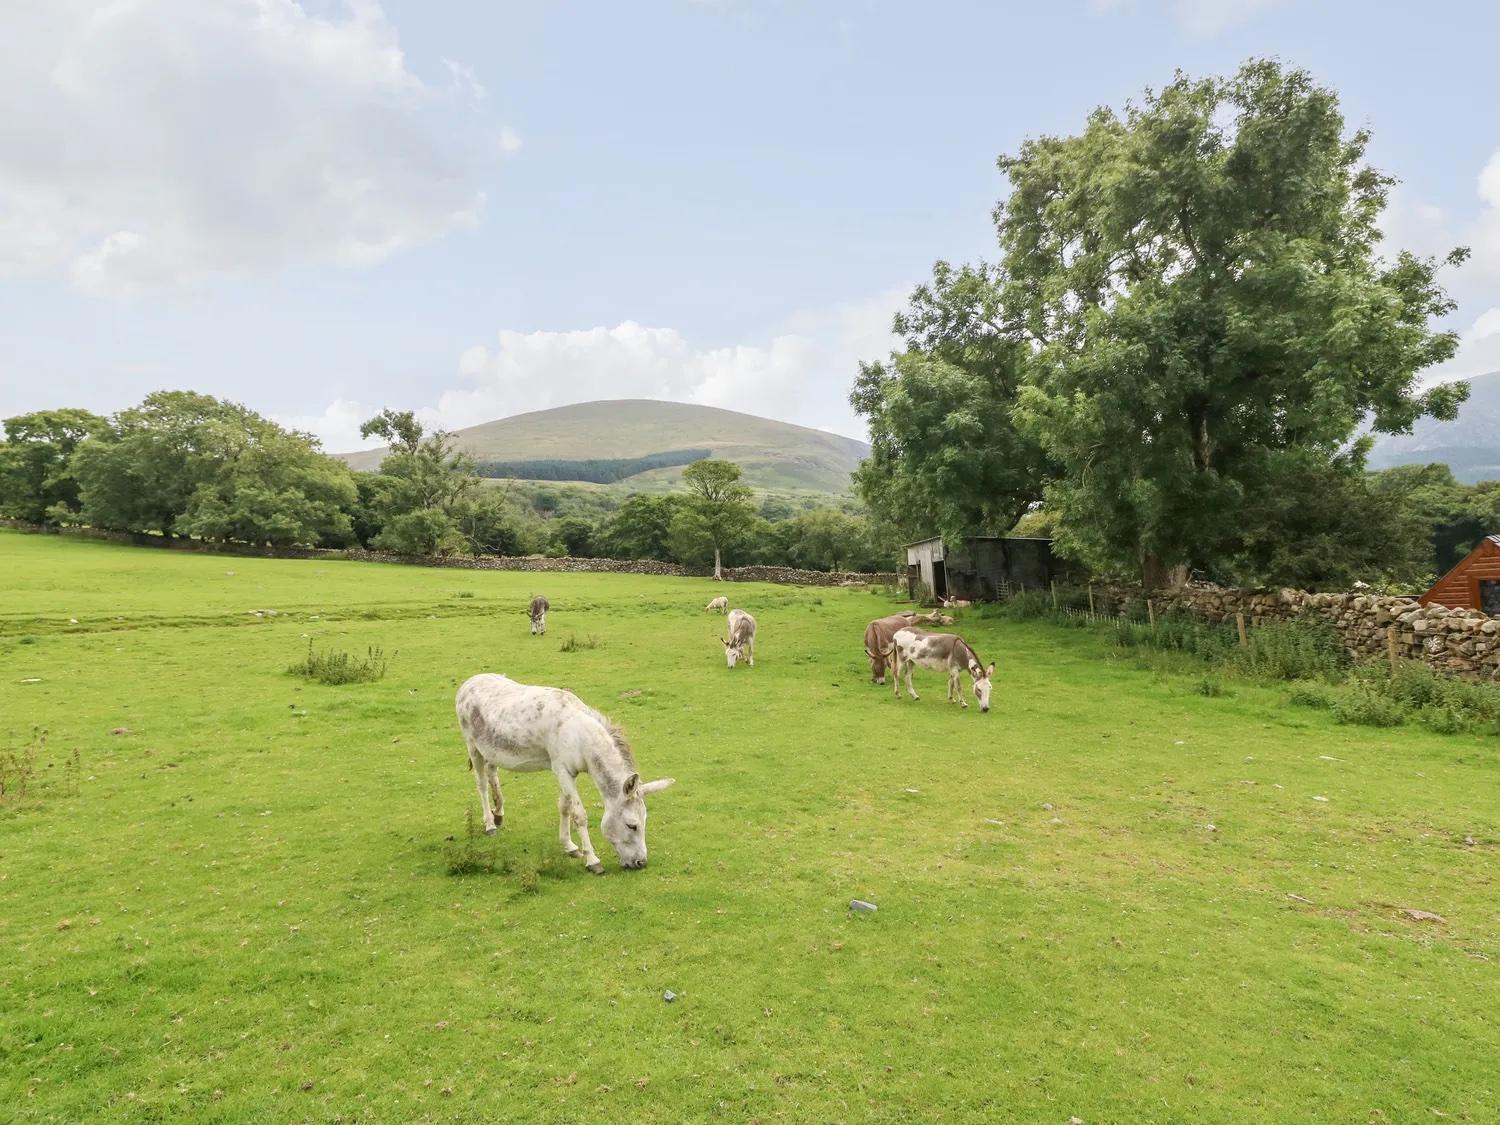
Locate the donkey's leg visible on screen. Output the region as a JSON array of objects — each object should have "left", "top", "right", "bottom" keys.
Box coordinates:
[
  {"left": 558, "top": 791, "right": 581, "bottom": 858},
  {"left": 487, "top": 764, "right": 504, "bottom": 828},
  {"left": 469, "top": 747, "right": 497, "bottom": 835},
  {"left": 555, "top": 772, "right": 604, "bottom": 874},
  {"left": 905, "top": 661, "right": 919, "bottom": 701},
  {"left": 952, "top": 668, "right": 967, "bottom": 708},
  {"left": 747, "top": 637, "right": 754, "bottom": 667}
]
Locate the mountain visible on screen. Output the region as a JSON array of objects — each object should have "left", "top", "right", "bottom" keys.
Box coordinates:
[
  {"left": 338, "top": 399, "right": 871, "bottom": 494},
  {"left": 1368, "top": 371, "right": 1500, "bottom": 483}
]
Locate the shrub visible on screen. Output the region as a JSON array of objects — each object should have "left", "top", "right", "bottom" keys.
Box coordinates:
[
  {"left": 1193, "top": 676, "right": 1225, "bottom": 697},
  {"left": 289, "top": 640, "right": 388, "bottom": 684},
  {"left": 1237, "top": 619, "right": 1348, "bottom": 681},
  {"left": 1287, "top": 684, "right": 1332, "bottom": 709},
  {"left": 1332, "top": 685, "right": 1406, "bottom": 728}
]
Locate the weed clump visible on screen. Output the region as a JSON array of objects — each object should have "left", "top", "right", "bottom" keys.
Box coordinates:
[
  {"left": 559, "top": 635, "right": 601, "bottom": 653},
  {"left": 289, "top": 640, "right": 388, "bottom": 684},
  {"left": 444, "top": 808, "right": 512, "bottom": 876}
]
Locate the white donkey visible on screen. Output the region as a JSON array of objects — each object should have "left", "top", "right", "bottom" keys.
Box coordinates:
[
  {"left": 885, "top": 629, "right": 994, "bottom": 712},
  {"left": 705, "top": 595, "right": 729, "bottom": 613},
  {"left": 455, "top": 674, "right": 676, "bottom": 872},
  {"left": 721, "top": 608, "right": 756, "bottom": 668},
  {"left": 528, "top": 595, "right": 549, "bottom": 635}
]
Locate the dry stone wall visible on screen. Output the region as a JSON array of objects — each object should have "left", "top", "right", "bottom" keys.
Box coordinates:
[
  {"left": 1138, "top": 583, "right": 1498, "bottom": 679},
  {"left": 0, "top": 519, "right": 897, "bottom": 589}
]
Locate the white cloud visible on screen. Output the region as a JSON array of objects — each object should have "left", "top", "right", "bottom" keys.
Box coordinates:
[
  {"left": 1431, "top": 307, "right": 1500, "bottom": 381},
  {"left": 0, "top": 1, "right": 497, "bottom": 295},
  {"left": 298, "top": 290, "right": 905, "bottom": 450}
]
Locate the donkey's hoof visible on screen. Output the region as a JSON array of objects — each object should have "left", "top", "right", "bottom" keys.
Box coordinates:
[
  {"left": 483, "top": 825, "right": 497, "bottom": 836},
  {"left": 564, "top": 847, "right": 582, "bottom": 859},
  {"left": 585, "top": 862, "right": 605, "bottom": 875}
]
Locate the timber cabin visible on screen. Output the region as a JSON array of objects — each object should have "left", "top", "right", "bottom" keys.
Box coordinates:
[
  {"left": 1420, "top": 535, "right": 1500, "bottom": 613},
  {"left": 904, "top": 535, "right": 1078, "bottom": 603}
]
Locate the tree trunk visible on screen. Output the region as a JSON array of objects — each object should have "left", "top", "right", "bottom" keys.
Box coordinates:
[
  {"left": 713, "top": 544, "right": 723, "bottom": 581},
  {"left": 1141, "top": 552, "right": 1188, "bottom": 591}
]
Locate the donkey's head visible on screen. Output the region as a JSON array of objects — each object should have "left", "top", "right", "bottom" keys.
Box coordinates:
[
  {"left": 721, "top": 635, "right": 745, "bottom": 668},
  {"left": 970, "top": 660, "right": 996, "bottom": 712},
  {"left": 600, "top": 773, "right": 676, "bottom": 869}
]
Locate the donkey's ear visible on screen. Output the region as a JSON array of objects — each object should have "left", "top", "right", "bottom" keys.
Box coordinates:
[
  {"left": 623, "top": 772, "right": 640, "bottom": 795},
  {"left": 640, "top": 777, "right": 676, "bottom": 796},
  {"left": 986, "top": 662, "right": 996, "bottom": 677}
]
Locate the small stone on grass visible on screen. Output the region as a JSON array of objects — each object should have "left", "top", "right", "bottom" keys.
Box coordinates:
[{"left": 849, "top": 899, "right": 878, "bottom": 913}]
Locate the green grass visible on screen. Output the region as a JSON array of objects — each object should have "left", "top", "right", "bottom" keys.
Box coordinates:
[{"left": 2, "top": 530, "right": 1499, "bottom": 1122}]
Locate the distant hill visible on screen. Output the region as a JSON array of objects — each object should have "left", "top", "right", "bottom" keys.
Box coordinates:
[
  {"left": 1368, "top": 371, "right": 1500, "bottom": 483},
  {"left": 338, "top": 399, "right": 870, "bottom": 494}
]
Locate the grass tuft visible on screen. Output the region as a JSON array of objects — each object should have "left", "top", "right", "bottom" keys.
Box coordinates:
[
  {"left": 559, "top": 634, "right": 602, "bottom": 652},
  {"left": 288, "top": 639, "right": 388, "bottom": 684}
]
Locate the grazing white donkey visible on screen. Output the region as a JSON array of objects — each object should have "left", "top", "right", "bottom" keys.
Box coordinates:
[
  {"left": 884, "top": 629, "right": 994, "bottom": 712},
  {"left": 455, "top": 673, "right": 675, "bottom": 872},
  {"left": 528, "top": 595, "right": 549, "bottom": 635},
  {"left": 705, "top": 595, "right": 729, "bottom": 613},
  {"left": 721, "top": 608, "right": 756, "bottom": 668}
]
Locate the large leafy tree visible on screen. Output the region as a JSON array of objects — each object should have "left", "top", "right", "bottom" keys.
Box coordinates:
[
  {"left": 72, "top": 391, "right": 260, "bottom": 537},
  {"left": 357, "top": 410, "right": 479, "bottom": 555},
  {"left": 852, "top": 261, "right": 1049, "bottom": 544},
  {"left": 69, "top": 392, "right": 354, "bottom": 546},
  {"left": 998, "top": 60, "right": 1466, "bottom": 585},
  {"left": 177, "top": 425, "right": 356, "bottom": 547},
  {"left": 680, "top": 459, "right": 754, "bottom": 578},
  {"left": 0, "top": 409, "right": 106, "bottom": 523},
  {"left": 605, "top": 494, "right": 686, "bottom": 561}
]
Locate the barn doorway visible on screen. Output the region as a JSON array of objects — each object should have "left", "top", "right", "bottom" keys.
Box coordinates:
[
  {"left": 932, "top": 560, "right": 948, "bottom": 602},
  {"left": 1480, "top": 579, "right": 1500, "bottom": 616}
]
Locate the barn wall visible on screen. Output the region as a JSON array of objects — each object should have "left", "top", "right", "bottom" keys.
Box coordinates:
[{"left": 1421, "top": 540, "right": 1500, "bottom": 611}]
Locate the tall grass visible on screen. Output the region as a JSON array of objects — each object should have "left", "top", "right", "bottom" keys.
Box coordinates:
[{"left": 1007, "top": 596, "right": 1500, "bottom": 736}]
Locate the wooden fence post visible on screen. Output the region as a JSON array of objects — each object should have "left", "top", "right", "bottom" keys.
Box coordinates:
[
  {"left": 1236, "top": 612, "right": 1248, "bottom": 649},
  {"left": 1147, "top": 600, "right": 1155, "bottom": 627},
  {"left": 1050, "top": 581, "right": 1057, "bottom": 610},
  {"left": 1387, "top": 624, "right": 1399, "bottom": 673},
  {"left": 1087, "top": 584, "right": 1096, "bottom": 619}
]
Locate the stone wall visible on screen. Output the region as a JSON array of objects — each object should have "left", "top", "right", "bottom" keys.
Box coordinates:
[
  {"left": 1138, "top": 583, "right": 1498, "bottom": 679},
  {"left": 0, "top": 519, "right": 898, "bottom": 589}
]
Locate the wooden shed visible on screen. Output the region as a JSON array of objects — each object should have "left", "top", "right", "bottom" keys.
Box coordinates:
[
  {"left": 904, "top": 535, "right": 1078, "bottom": 603},
  {"left": 1420, "top": 535, "right": 1500, "bottom": 612}
]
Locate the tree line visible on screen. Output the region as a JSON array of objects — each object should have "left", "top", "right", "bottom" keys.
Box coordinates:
[
  {"left": 0, "top": 396, "right": 894, "bottom": 572},
  {"left": 853, "top": 59, "right": 1475, "bottom": 590},
  {"left": 474, "top": 448, "right": 711, "bottom": 484}
]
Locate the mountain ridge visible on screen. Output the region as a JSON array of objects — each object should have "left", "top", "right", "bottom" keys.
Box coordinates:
[
  {"left": 1368, "top": 371, "right": 1500, "bottom": 482},
  {"left": 337, "top": 398, "right": 870, "bottom": 494}
]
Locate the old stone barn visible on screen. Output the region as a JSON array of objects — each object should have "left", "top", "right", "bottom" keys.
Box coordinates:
[
  {"left": 1421, "top": 534, "right": 1500, "bottom": 612},
  {"left": 904, "top": 535, "right": 1077, "bottom": 603}
]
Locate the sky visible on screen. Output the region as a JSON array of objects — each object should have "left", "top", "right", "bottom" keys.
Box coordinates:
[{"left": 3, "top": 0, "right": 1500, "bottom": 451}]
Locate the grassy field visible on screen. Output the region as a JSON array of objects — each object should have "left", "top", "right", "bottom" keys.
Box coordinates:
[{"left": 2, "top": 530, "right": 1499, "bottom": 1122}]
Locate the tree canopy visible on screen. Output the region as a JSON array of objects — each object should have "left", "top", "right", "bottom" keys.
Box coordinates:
[
  {"left": 856, "top": 59, "right": 1469, "bottom": 588},
  {"left": 679, "top": 459, "right": 754, "bottom": 578},
  {"left": 0, "top": 408, "right": 106, "bottom": 523}
]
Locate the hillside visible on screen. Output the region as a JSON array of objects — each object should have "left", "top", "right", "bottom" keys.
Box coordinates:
[
  {"left": 339, "top": 399, "right": 870, "bottom": 493},
  {"left": 1368, "top": 371, "right": 1500, "bottom": 482}
]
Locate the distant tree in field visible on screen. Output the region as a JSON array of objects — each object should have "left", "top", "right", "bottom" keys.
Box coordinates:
[
  {"left": 552, "top": 515, "right": 598, "bottom": 557},
  {"left": 68, "top": 392, "right": 354, "bottom": 546},
  {"left": 177, "top": 425, "right": 356, "bottom": 547},
  {"left": 1231, "top": 446, "right": 1431, "bottom": 589},
  {"left": 452, "top": 488, "right": 527, "bottom": 557},
  {"left": 1368, "top": 463, "right": 1500, "bottom": 577},
  {"left": 680, "top": 459, "right": 754, "bottom": 579},
  {"left": 71, "top": 392, "right": 259, "bottom": 537},
  {"left": 0, "top": 408, "right": 107, "bottom": 523},
  {"left": 605, "top": 494, "right": 685, "bottom": 560},
  {"left": 852, "top": 260, "right": 1050, "bottom": 544},
  {"left": 997, "top": 59, "right": 1466, "bottom": 585},
  {"left": 358, "top": 410, "right": 479, "bottom": 555},
  {"left": 784, "top": 509, "right": 866, "bottom": 571}
]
